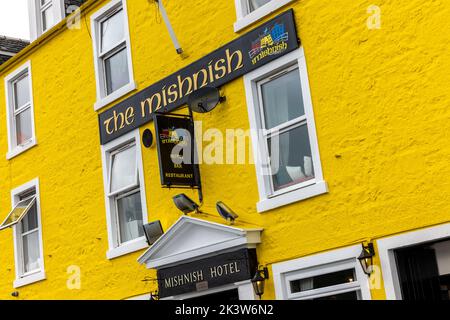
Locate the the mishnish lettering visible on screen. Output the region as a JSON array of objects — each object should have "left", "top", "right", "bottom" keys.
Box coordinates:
[
  {"left": 100, "top": 11, "right": 298, "bottom": 144},
  {"left": 103, "top": 49, "right": 245, "bottom": 136},
  {"left": 164, "top": 270, "right": 204, "bottom": 288}
]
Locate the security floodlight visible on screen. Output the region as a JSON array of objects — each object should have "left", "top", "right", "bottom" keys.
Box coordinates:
[
  {"left": 187, "top": 87, "right": 225, "bottom": 114},
  {"left": 173, "top": 194, "right": 200, "bottom": 214},
  {"left": 143, "top": 221, "right": 164, "bottom": 246},
  {"left": 216, "top": 202, "right": 238, "bottom": 223}
]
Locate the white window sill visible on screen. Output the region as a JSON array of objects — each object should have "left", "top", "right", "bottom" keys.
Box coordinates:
[
  {"left": 94, "top": 81, "right": 137, "bottom": 112},
  {"left": 234, "top": 0, "right": 295, "bottom": 32},
  {"left": 13, "top": 270, "right": 46, "bottom": 288},
  {"left": 106, "top": 237, "right": 148, "bottom": 260},
  {"left": 257, "top": 180, "right": 328, "bottom": 213},
  {"left": 7, "top": 138, "right": 37, "bottom": 160}
]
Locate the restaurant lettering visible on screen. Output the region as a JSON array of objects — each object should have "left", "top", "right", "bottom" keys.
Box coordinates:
[{"left": 99, "top": 10, "right": 299, "bottom": 144}]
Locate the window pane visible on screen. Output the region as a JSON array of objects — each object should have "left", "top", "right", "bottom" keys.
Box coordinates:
[
  {"left": 261, "top": 69, "right": 304, "bottom": 129},
  {"left": 268, "top": 125, "right": 314, "bottom": 191},
  {"left": 101, "top": 9, "right": 125, "bottom": 52},
  {"left": 290, "top": 269, "right": 356, "bottom": 294},
  {"left": 23, "top": 231, "right": 40, "bottom": 273},
  {"left": 313, "top": 291, "right": 359, "bottom": 300},
  {"left": 42, "top": 6, "right": 54, "bottom": 32},
  {"left": 14, "top": 75, "right": 30, "bottom": 109},
  {"left": 104, "top": 47, "right": 130, "bottom": 95},
  {"left": 248, "top": 0, "right": 272, "bottom": 13},
  {"left": 21, "top": 203, "right": 38, "bottom": 234},
  {"left": 117, "top": 191, "right": 144, "bottom": 243},
  {"left": 15, "top": 108, "right": 33, "bottom": 145},
  {"left": 110, "top": 144, "right": 137, "bottom": 193},
  {"left": 0, "top": 196, "right": 35, "bottom": 230}
]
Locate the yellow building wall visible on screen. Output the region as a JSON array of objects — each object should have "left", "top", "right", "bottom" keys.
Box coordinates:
[{"left": 0, "top": 0, "right": 449, "bottom": 300}]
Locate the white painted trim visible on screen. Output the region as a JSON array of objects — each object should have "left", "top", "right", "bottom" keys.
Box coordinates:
[
  {"left": 234, "top": 0, "right": 295, "bottom": 32},
  {"left": 11, "top": 178, "right": 46, "bottom": 288},
  {"left": 377, "top": 223, "right": 450, "bottom": 300},
  {"left": 7, "top": 138, "right": 38, "bottom": 160},
  {"left": 14, "top": 271, "right": 46, "bottom": 288},
  {"left": 93, "top": 81, "right": 136, "bottom": 111},
  {"left": 244, "top": 48, "right": 327, "bottom": 213},
  {"left": 28, "top": 0, "right": 65, "bottom": 42},
  {"left": 4, "top": 60, "right": 38, "bottom": 159},
  {"left": 28, "top": 0, "right": 39, "bottom": 42},
  {"left": 257, "top": 180, "right": 328, "bottom": 212},
  {"left": 106, "top": 237, "right": 148, "bottom": 260},
  {"left": 101, "top": 129, "right": 149, "bottom": 260},
  {"left": 137, "top": 215, "right": 262, "bottom": 269},
  {"left": 91, "top": 0, "right": 136, "bottom": 111},
  {"left": 272, "top": 245, "right": 372, "bottom": 300}
]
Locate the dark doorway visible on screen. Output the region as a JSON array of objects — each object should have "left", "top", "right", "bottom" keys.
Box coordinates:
[
  {"left": 395, "top": 240, "right": 450, "bottom": 300},
  {"left": 185, "top": 289, "right": 240, "bottom": 302}
]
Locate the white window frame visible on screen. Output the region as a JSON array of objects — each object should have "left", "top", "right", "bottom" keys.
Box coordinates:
[
  {"left": 28, "top": 0, "right": 65, "bottom": 41},
  {"left": 4, "top": 61, "right": 38, "bottom": 160},
  {"left": 101, "top": 129, "right": 148, "bottom": 260},
  {"left": 377, "top": 223, "right": 450, "bottom": 300},
  {"left": 272, "top": 245, "right": 372, "bottom": 300},
  {"left": 11, "top": 178, "right": 46, "bottom": 288},
  {"left": 234, "top": 0, "right": 295, "bottom": 32},
  {"left": 244, "top": 48, "right": 327, "bottom": 213},
  {"left": 91, "top": 0, "right": 136, "bottom": 111}
]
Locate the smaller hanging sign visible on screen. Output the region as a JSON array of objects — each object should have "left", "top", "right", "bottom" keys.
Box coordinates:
[{"left": 153, "top": 113, "right": 200, "bottom": 188}]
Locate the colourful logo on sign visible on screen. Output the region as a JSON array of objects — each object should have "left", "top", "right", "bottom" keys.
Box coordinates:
[
  {"left": 160, "top": 127, "right": 187, "bottom": 144},
  {"left": 249, "top": 23, "right": 289, "bottom": 65}
]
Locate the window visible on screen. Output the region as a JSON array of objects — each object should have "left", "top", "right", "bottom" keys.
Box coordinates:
[
  {"left": 5, "top": 61, "right": 37, "bottom": 159},
  {"left": 5, "top": 179, "right": 46, "bottom": 288},
  {"left": 234, "top": 0, "right": 294, "bottom": 32},
  {"left": 91, "top": 0, "right": 135, "bottom": 111},
  {"left": 377, "top": 222, "right": 450, "bottom": 300},
  {"left": 272, "top": 245, "right": 371, "bottom": 300},
  {"left": 28, "top": 0, "right": 65, "bottom": 41},
  {"left": 40, "top": 0, "right": 55, "bottom": 32},
  {"left": 101, "top": 130, "right": 148, "bottom": 259},
  {"left": 244, "top": 49, "right": 327, "bottom": 213}
]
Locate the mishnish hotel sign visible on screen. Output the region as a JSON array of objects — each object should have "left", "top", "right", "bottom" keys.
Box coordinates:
[
  {"left": 157, "top": 249, "right": 257, "bottom": 298},
  {"left": 98, "top": 9, "right": 299, "bottom": 144}
]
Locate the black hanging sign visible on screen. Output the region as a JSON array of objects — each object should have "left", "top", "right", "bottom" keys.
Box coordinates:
[
  {"left": 153, "top": 113, "right": 200, "bottom": 187},
  {"left": 98, "top": 9, "right": 299, "bottom": 144},
  {"left": 157, "top": 249, "right": 257, "bottom": 298}
]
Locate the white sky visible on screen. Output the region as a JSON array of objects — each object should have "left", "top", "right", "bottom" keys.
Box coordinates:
[{"left": 0, "top": 1, "right": 30, "bottom": 40}]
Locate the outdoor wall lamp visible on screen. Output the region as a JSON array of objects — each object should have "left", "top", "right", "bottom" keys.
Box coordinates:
[
  {"left": 358, "top": 243, "right": 375, "bottom": 276},
  {"left": 252, "top": 266, "right": 269, "bottom": 299},
  {"left": 173, "top": 194, "right": 200, "bottom": 214}
]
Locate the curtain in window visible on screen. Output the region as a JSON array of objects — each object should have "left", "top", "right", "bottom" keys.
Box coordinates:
[
  {"left": 262, "top": 70, "right": 313, "bottom": 190},
  {"left": 395, "top": 246, "right": 442, "bottom": 300},
  {"left": 248, "top": 0, "right": 272, "bottom": 12},
  {"left": 117, "top": 191, "right": 144, "bottom": 243}
]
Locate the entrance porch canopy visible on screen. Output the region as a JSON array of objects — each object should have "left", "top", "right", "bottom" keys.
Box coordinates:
[{"left": 137, "top": 216, "right": 263, "bottom": 269}]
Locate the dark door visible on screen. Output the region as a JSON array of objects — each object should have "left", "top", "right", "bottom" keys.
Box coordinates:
[
  {"left": 185, "top": 289, "right": 240, "bottom": 302},
  {"left": 395, "top": 246, "right": 441, "bottom": 300}
]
